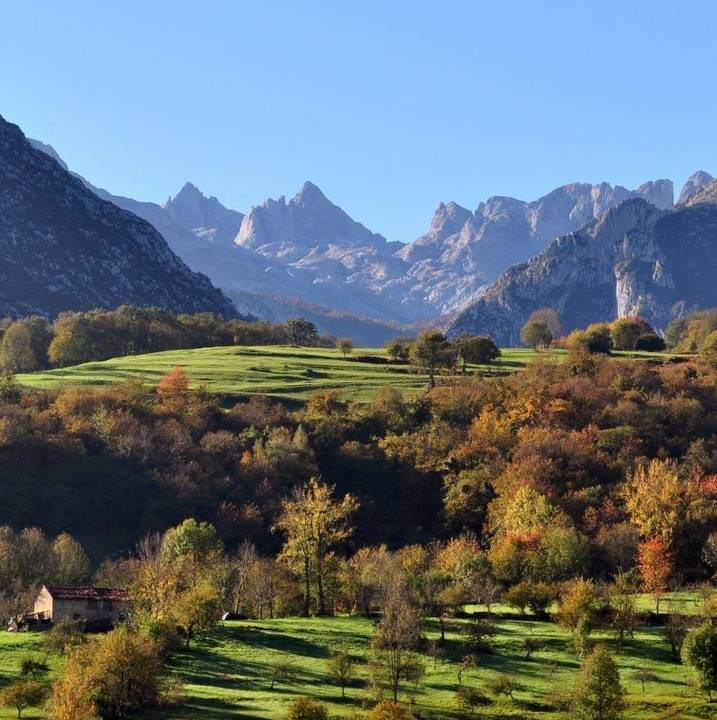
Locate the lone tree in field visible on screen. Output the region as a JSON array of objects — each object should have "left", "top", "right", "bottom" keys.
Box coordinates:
[
  {"left": 610, "top": 570, "right": 637, "bottom": 651},
  {"left": 520, "top": 308, "right": 560, "bottom": 349},
  {"left": 637, "top": 537, "right": 673, "bottom": 613},
  {"left": 275, "top": 477, "right": 358, "bottom": 616},
  {"left": 0, "top": 680, "right": 48, "bottom": 719},
  {"left": 682, "top": 623, "right": 717, "bottom": 702},
  {"left": 571, "top": 645, "right": 625, "bottom": 720},
  {"left": 269, "top": 658, "right": 296, "bottom": 690},
  {"left": 409, "top": 329, "right": 454, "bottom": 388},
  {"left": 327, "top": 648, "right": 354, "bottom": 698},
  {"left": 454, "top": 333, "right": 501, "bottom": 372},
  {"left": 371, "top": 584, "right": 422, "bottom": 702},
  {"left": 336, "top": 337, "right": 354, "bottom": 358},
  {"left": 285, "top": 318, "right": 319, "bottom": 346},
  {"left": 631, "top": 670, "right": 658, "bottom": 693}
]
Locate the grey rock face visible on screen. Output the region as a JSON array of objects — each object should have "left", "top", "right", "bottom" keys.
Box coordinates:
[
  {"left": 1, "top": 116, "right": 235, "bottom": 318},
  {"left": 681, "top": 178, "right": 717, "bottom": 207},
  {"left": 385, "top": 180, "right": 675, "bottom": 319},
  {"left": 163, "top": 181, "right": 245, "bottom": 247},
  {"left": 448, "top": 198, "right": 717, "bottom": 344},
  {"left": 678, "top": 171, "right": 714, "bottom": 204},
  {"left": 236, "top": 181, "right": 392, "bottom": 255}
]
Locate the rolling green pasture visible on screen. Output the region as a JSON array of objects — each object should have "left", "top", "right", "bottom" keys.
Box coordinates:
[
  {"left": 15, "top": 346, "right": 557, "bottom": 403},
  {"left": 15, "top": 345, "right": 681, "bottom": 403},
  {"left": 2, "top": 601, "right": 713, "bottom": 720}
]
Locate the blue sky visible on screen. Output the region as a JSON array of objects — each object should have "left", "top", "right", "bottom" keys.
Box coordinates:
[{"left": 2, "top": 1, "right": 715, "bottom": 242}]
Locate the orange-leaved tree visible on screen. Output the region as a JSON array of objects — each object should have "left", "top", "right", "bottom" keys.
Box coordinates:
[{"left": 637, "top": 537, "right": 673, "bottom": 613}]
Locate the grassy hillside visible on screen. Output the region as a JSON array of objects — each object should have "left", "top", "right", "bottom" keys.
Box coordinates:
[
  {"left": 144, "top": 613, "right": 709, "bottom": 720},
  {"left": 16, "top": 346, "right": 561, "bottom": 402},
  {"left": 17, "top": 345, "right": 684, "bottom": 403},
  {"left": 2, "top": 603, "right": 711, "bottom": 720}
]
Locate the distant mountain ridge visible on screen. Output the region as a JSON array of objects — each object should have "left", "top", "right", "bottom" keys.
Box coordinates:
[
  {"left": 0, "top": 117, "right": 235, "bottom": 319},
  {"left": 26, "top": 131, "right": 716, "bottom": 343},
  {"left": 448, "top": 196, "right": 717, "bottom": 344}
]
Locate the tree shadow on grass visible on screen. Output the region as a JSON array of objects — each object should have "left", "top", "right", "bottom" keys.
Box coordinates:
[
  {"left": 203, "top": 624, "right": 330, "bottom": 659},
  {"left": 145, "top": 696, "right": 263, "bottom": 720}
]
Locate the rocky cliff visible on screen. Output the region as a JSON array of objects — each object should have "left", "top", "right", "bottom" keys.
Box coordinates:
[
  {"left": 1, "top": 116, "right": 235, "bottom": 318},
  {"left": 447, "top": 198, "right": 717, "bottom": 344}
]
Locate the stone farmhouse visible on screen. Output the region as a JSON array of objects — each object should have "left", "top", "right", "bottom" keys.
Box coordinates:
[{"left": 31, "top": 585, "right": 130, "bottom": 627}]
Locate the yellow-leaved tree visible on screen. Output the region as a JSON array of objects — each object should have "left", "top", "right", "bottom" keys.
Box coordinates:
[{"left": 274, "top": 477, "right": 358, "bottom": 616}]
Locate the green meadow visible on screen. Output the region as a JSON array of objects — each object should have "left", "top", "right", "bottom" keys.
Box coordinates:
[
  {"left": 2, "top": 604, "right": 713, "bottom": 720},
  {"left": 15, "top": 346, "right": 554, "bottom": 403},
  {"left": 15, "top": 345, "right": 680, "bottom": 403}
]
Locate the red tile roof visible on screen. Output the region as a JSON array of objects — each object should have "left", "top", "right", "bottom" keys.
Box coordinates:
[{"left": 45, "top": 586, "right": 130, "bottom": 602}]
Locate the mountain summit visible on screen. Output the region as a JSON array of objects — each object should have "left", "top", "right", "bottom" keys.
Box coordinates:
[
  {"left": 163, "top": 182, "right": 244, "bottom": 246},
  {"left": 236, "top": 181, "right": 391, "bottom": 255}
]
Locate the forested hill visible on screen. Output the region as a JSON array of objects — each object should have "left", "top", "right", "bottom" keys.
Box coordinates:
[
  {"left": 0, "top": 115, "right": 235, "bottom": 319},
  {"left": 2, "top": 349, "right": 716, "bottom": 582}
]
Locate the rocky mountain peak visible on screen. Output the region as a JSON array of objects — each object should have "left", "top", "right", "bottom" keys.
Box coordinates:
[
  {"left": 432, "top": 201, "right": 472, "bottom": 233},
  {"left": 678, "top": 171, "right": 714, "bottom": 204},
  {"left": 296, "top": 180, "right": 325, "bottom": 201},
  {"left": 236, "top": 182, "right": 388, "bottom": 252},
  {"left": 682, "top": 178, "right": 717, "bottom": 207},
  {"left": 636, "top": 179, "right": 674, "bottom": 210},
  {"left": 162, "top": 181, "right": 244, "bottom": 246},
  {"left": 447, "top": 194, "right": 717, "bottom": 345}
]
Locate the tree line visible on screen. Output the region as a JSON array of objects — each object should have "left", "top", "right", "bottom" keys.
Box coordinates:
[{"left": 0, "top": 306, "right": 335, "bottom": 372}]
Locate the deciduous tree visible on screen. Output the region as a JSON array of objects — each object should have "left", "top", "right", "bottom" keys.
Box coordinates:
[
  {"left": 371, "top": 586, "right": 422, "bottom": 702},
  {"left": 0, "top": 680, "right": 48, "bottom": 719},
  {"left": 682, "top": 623, "right": 717, "bottom": 702},
  {"left": 571, "top": 645, "right": 625, "bottom": 720},
  {"left": 409, "top": 330, "right": 453, "bottom": 388},
  {"left": 336, "top": 338, "right": 354, "bottom": 358},
  {"left": 326, "top": 648, "right": 354, "bottom": 698},
  {"left": 275, "top": 478, "right": 358, "bottom": 616},
  {"left": 637, "top": 537, "right": 673, "bottom": 613},
  {"left": 454, "top": 333, "right": 500, "bottom": 372}
]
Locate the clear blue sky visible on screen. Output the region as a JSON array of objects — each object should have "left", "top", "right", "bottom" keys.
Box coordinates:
[{"left": 2, "top": 1, "right": 715, "bottom": 242}]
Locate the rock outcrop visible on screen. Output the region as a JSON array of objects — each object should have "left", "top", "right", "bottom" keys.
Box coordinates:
[
  {"left": 678, "top": 171, "right": 714, "bottom": 204},
  {"left": 448, "top": 198, "right": 717, "bottom": 344}
]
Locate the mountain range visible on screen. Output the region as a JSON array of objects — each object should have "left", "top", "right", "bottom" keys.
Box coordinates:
[
  {"left": 14, "top": 115, "right": 717, "bottom": 345},
  {"left": 0, "top": 116, "right": 234, "bottom": 319},
  {"left": 448, "top": 180, "right": 717, "bottom": 344}
]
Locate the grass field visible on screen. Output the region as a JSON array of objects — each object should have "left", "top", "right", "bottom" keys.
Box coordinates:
[
  {"left": 2, "top": 601, "right": 713, "bottom": 720},
  {"left": 14, "top": 346, "right": 554, "bottom": 403},
  {"left": 15, "top": 345, "right": 679, "bottom": 403},
  {"left": 0, "top": 632, "right": 60, "bottom": 719}
]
